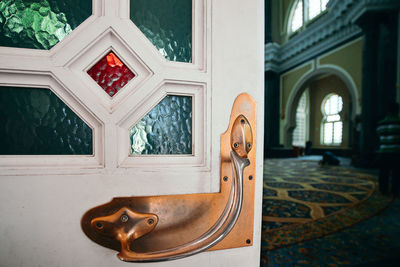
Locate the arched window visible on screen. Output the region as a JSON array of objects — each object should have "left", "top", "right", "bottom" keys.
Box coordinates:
[
  {"left": 290, "top": 0, "right": 303, "bottom": 33},
  {"left": 288, "top": 0, "right": 328, "bottom": 34},
  {"left": 309, "top": 0, "right": 328, "bottom": 19},
  {"left": 292, "top": 91, "right": 308, "bottom": 147},
  {"left": 321, "top": 94, "right": 343, "bottom": 145}
]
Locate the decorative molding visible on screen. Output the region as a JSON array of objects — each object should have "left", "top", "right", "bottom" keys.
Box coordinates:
[
  {"left": 346, "top": 0, "right": 400, "bottom": 24},
  {"left": 265, "top": 0, "right": 400, "bottom": 73},
  {"left": 264, "top": 43, "right": 280, "bottom": 72}
]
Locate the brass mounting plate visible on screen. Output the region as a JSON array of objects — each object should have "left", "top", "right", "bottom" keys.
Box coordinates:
[{"left": 81, "top": 93, "right": 257, "bottom": 253}]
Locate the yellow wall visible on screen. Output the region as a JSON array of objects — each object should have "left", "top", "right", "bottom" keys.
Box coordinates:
[
  {"left": 318, "top": 38, "right": 363, "bottom": 101},
  {"left": 281, "top": 62, "right": 313, "bottom": 119}
]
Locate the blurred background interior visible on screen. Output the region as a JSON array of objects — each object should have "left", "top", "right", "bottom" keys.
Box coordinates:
[{"left": 262, "top": 0, "right": 400, "bottom": 265}]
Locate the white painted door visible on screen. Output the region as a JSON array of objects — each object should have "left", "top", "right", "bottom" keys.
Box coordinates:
[{"left": 0, "top": 0, "right": 264, "bottom": 266}]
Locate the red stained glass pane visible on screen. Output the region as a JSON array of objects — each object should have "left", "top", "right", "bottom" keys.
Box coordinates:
[{"left": 87, "top": 52, "right": 135, "bottom": 97}]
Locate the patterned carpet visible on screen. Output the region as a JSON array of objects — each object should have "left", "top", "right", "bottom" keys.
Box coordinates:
[
  {"left": 263, "top": 199, "right": 400, "bottom": 266},
  {"left": 261, "top": 158, "right": 394, "bottom": 266}
]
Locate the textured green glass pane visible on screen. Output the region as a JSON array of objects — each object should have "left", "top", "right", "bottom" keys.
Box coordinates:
[
  {"left": 130, "top": 0, "right": 192, "bottom": 63},
  {"left": 0, "top": 0, "right": 91, "bottom": 50},
  {"left": 130, "top": 95, "right": 192, "bottom": 155},
  {"left": 0, "top": 86, "right": 93, "bottom": 155}
]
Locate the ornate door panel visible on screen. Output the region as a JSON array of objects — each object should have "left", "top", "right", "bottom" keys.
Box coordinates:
[{"left": 0, "top": 0, "right": 264, "bottom": 266}]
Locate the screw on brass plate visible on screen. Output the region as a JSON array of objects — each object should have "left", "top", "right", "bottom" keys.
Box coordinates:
[
  {"left": 121, "top": 214, "right": 129, "bottom": 222},
  {"left": 96, "top": 222, "right": 103, "bottom": 229},
  {"left": 223, "top": 176, "right": 228, "bottom": 182},
  {"left": 234, "top": 142, "right": 239, "bottom": 148},
  {"left": 147, "top": 219, "right": 154, "bottom": 225},
  {"left": 241, "top": 119, "right": 245, "bottom": 124},
  {"left": 246, "top": 239, "right": 251, "bottom": 244},
  {"left": 249, "top": 175, "right": 253, "bottom": 180}
]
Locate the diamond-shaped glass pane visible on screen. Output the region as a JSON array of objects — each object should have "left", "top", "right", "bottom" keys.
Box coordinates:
[
  {"left": 87, "top": 52, "right": 135, "bottom": 97},
  {"left": 130, "top": 95, "right": 192, "bottom": 155}
]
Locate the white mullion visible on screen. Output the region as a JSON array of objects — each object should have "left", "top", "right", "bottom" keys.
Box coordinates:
[
  {"left": 92, "top": 0, "right": 103, "bottom": 16},
  {"left": 51, "top": 67, "right": 109, "bottom": 121},
  {"left": 52, "top": 17, "right": 112, "bottom": 67},
  {"left": 119, "top": 0, "right": 130, "bottom": 19},
  {"left": 104, "top": 121, "right": 119, "bottom": 169},
  {"left": 159, "top": 67, "right": 209, "bottom": 83},
  {"left": 0, "top": 47, "right": 50, "bottom": 57},
  {"left": 112, "top": 16, "right": 164, "bottom": 74},
  {"left": 102, "top": 0, "right": 119, "bottom": 17},
  {"left": 113, "top": 73, "right": 164, "bottom": 124},
  {"left": 0, "top": 52, "right": 52, "bottom": 73},
  {"left": 333, "top": 121, "right": 337, "bottom": 144},
  {"left": 192, "top": 0, "right": 207, "bottom": 70}
]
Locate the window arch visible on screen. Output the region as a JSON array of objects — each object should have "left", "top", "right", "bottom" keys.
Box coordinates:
[
  {"left": 321, "top": 93, "right": 343, "bottom": 145},
  {"left": 288, "top": 0, "right": 328, "bottom": 34}
]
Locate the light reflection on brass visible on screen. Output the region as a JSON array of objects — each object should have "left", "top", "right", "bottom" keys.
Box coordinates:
[{"left": 81, "top": 93, "right": 257, "bottom": 261}]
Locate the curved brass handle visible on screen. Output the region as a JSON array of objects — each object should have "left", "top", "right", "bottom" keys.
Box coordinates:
[{"left": 81, "top": 94, "right": 257, "bottom": 262}]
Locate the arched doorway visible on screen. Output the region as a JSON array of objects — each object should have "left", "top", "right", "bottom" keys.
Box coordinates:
[{"left": 285, "top": 67, "right": 358, "bottom": 149}]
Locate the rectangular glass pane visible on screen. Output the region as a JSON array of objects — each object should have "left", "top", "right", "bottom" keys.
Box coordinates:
[
  {"left": 309, "top": 0, "right": 321, "bottom": 19},
  {"left": 293, "top": 113, "right": 306, "bottom": 146},
  {"left": 324, "top": 122, "right": 333, "bottom": 144},
  {"left": 0, "top": 86, "right": 93, "bottom": 155},
  {"left": 333, "top": 121, "right": 343, "bottom": 144},
  {"left": 130, "top": 0, "right": 192, "bottom": 63},
  {"left": 130, "top": 95, "right": 192, "bottom": 155}
]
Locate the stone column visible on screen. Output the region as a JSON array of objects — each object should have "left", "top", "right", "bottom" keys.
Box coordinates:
[
  {"left": 264, "top": 70, "right": 280, "bottom": 157},
  {"left": 263, "top": 0, "right": 280, "bottom": 157},
  {"left": 265, "top": 0, "right": 272, "bottom": 43},
  {"left": 356, "top": 11, "right": 399, "bottom": 166}
]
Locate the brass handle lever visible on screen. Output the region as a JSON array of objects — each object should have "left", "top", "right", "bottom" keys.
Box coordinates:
[{"left": 81, "top": 94, "right": 257, "bottom": 262}]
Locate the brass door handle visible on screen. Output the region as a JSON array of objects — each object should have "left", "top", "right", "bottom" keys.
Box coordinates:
[{"left": 81, "top": 93, "right": 257, "bottom": 262}]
